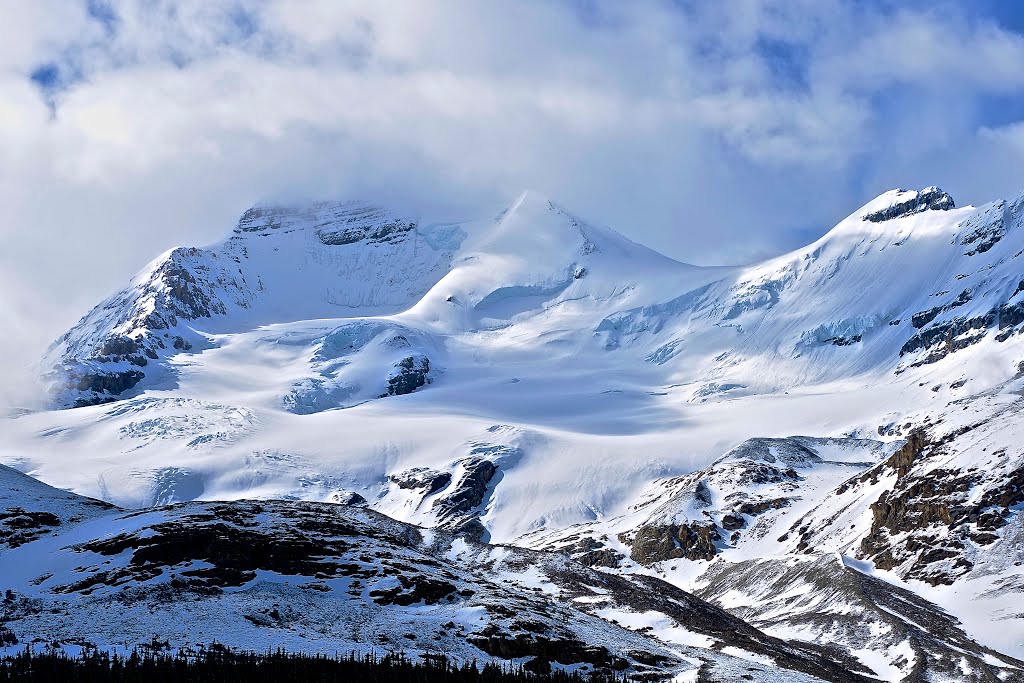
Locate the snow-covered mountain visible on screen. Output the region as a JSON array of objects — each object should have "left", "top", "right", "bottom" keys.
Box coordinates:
[{"left": 5, "top": 186, "right": 1024, "bottom": 680}]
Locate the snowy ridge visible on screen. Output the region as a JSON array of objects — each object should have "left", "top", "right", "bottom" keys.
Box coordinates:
[
  {"left": 598, "top": 187, "right": 987, "bottom": 396},
  {"left": 0, "top": 464, "right": 117, "bottom": 550}
]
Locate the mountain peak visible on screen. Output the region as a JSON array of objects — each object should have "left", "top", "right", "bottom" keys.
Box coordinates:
[
  {"left": 861, "top": 186, "right": 955, "bottom": 223},
  {"left": 511, "top": 188, "right": 552, "bottom": 206},
  {"left": 491, "top": 189, "right": 555, "bottom": 223}
]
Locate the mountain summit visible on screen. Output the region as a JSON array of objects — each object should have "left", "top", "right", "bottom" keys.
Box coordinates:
[{"left": 861, "top": 186, "right": 955, "bottom": 222}]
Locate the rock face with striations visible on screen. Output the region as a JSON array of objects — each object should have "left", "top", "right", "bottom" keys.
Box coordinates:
[
  {"left": 862, "top": 186, "right": 954, "bottom": 222},
  {"left": 380, "top": 355, "right": 431, "bottom": 397},
  {"left": 384, "top": 444, "right": 515, "bottom": 542},
  {"left": 620, "top": 521, "right": 721, "bottom": 564},
  {"left": 45, "top": 246, "right": 252, "bottom": 407},
  {"left": 430, "top": 456, "right": 499, "bottom": 539}
]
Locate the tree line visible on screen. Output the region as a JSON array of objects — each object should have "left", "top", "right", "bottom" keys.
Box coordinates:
[{"left": 0, "top": 646, "right": 624, "bottom": 682}]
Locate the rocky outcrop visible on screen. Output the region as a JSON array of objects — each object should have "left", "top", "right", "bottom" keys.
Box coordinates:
[
  {"left": 389, "top": 468, "right": 452, "bottom": 494},
  {"left": 69, "top": 369, "right": 147, "bottom": 407},
  {"left": 958, "top": 195, "right": 1024, "bottom": 255},
  {"left": 236, "top": 202, "right": 419, "bottom": 247},
  {"left": 331, "top": 491, "right": 368, "bottom": 506},
  {"left": 863, "top": 186, "right": 954, "bottom": 223},
  {"left": 318, "top": 218, "right": 417, "bottom": 246},
  {"left": 0, "top": 509, "right": 62, "bottom": 548},
  {"left": 853, "top": 426, "right": 1024, "bottom": 585},
  {"left": 909, "top": 289, "right": 972, "bottom": 330},
  {"left": 432, "top": 457, "right": 498, "bottom": 518},
  {"left": 898, "top": 299, "right": 1024, "bottom": 368},
  {"left": 824, "top": 334, "right": 861, "bottom": 346},
  {"left": 383, "top": 440, "right": 521, "bottom": 541},
  {"left": 430, "top": 457, "right": 500, "bottom": 540},
  {"left": 576, "top": 547, "right": 622, "bottom": 568},
  {"left": 380, "top": 355, "right": 431, "bottom": 397},
  {"left": 619, "top": 521, "right": 721, "bottom": 564}
]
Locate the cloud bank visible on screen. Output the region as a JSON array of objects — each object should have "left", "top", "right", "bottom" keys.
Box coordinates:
[{"left": 3, "top": 0, "right": 1024, "bottom": 405}]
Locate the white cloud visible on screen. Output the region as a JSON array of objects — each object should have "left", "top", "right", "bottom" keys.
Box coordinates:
[
  {"left": 814, "top": 9, "right": 1024, "bottom": 93},
  {"left": 3, "top": 0, "right": 1024, "bottom": 398}
]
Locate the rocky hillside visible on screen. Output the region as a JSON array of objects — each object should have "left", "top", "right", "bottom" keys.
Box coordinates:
[{"left": 0, "top": 463, "right": 877, "bottom": 683}]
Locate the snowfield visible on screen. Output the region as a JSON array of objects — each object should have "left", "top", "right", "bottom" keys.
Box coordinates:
[{"left": 3, "top": 186, "right": 1024, "bottom": 681}]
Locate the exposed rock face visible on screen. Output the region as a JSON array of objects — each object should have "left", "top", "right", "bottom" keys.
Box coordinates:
[
  {"left": 856, "top": 428, "right": 1024, "bottom": 585},
  {"left": 389, "top": 468, "right": 452, "bottom": 494},
  {"left": 908, "top": 289, "right": 973, "bottom": 330},
  {"left": 620, "top": 522, "right": 720, "bottom": 564},
  {"left": 380, "top": 355, "right": 431, "bottom": 397},
  {"left": 576, "top": 547, "right": 622, "bottom": 568},
  {"left": 331, "top": 491, "right": 368, "bottom": 506},
  {"left": 825, "top": 334, "right": 861, "bottom": 346},
  {"left": 318, "top": 217, "right": 417, "bottom": 246},
  {"left": 46, "top": 245, "right": 256, "bottom": 407},
  {"left": 958, "top": 195, "right": 1024, "bottom": 255},
  {"left": 0, "top": 509, "right": 62, "bottom": 549},
  {"left": 235, "top": 202, "right": 419, "bottom": 248},
  {"left": 696, "top": 554, "right": 1024, "bottom": 683},
  {"left": 863, "top": 186, "right": 955, "bottom": 222},
  {"left": 430, "top": 456, "right": 500, "bottom": 540},
  {"left": 147, "top": 248, "right": 246, "bottom": 322},
  {"left": 899, "top": 297, "right": 1024, "bottom": 368},
  {"left": 383, "top": 441, "right": 520, "bottom": 541},
  {"left": 432, "top": 457, "right": 498, "bottom": 518},
  {"left": 70, "top": 370, "right": 147, "bottom": 407}
]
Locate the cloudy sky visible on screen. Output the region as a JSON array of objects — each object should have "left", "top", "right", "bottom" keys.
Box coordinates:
[{"left": 4, "top": 0, "right": 1024, "bottom": 400}]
